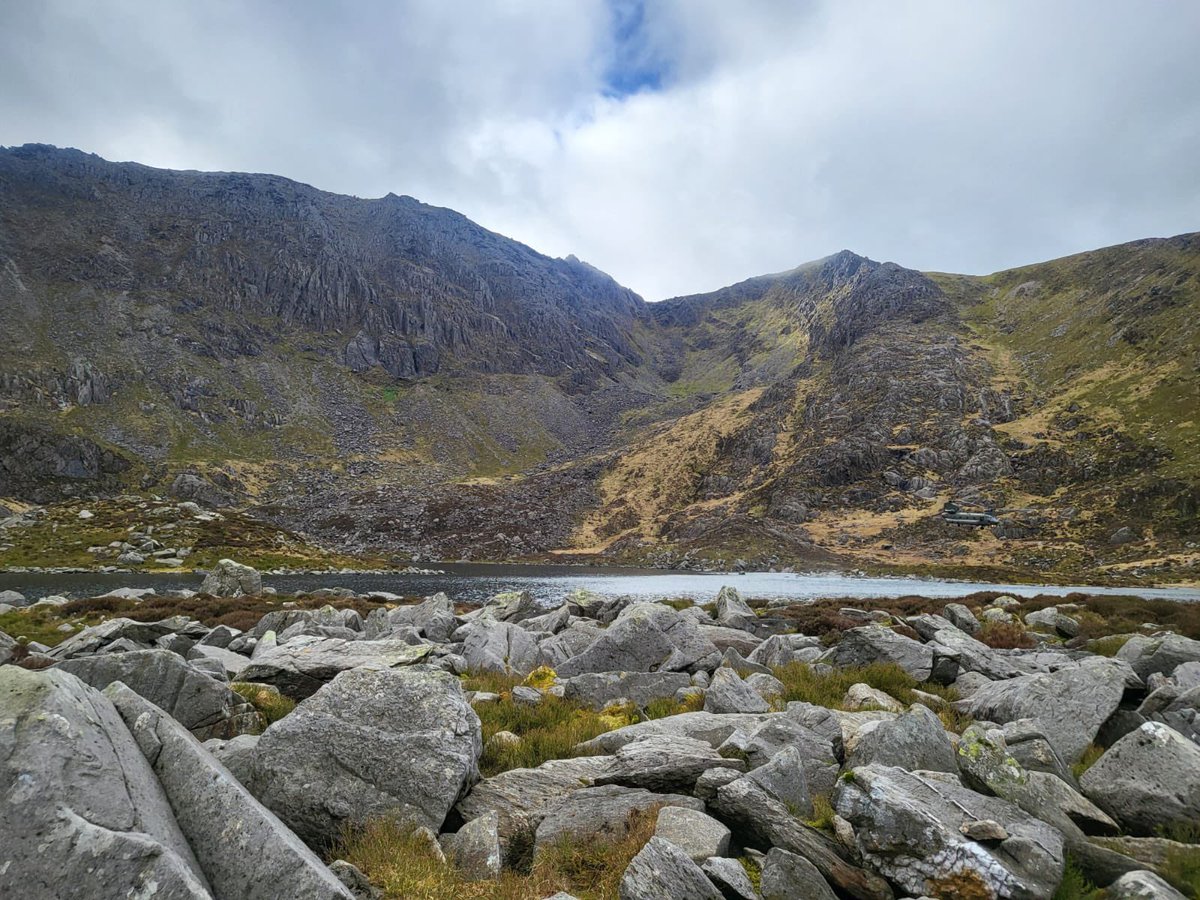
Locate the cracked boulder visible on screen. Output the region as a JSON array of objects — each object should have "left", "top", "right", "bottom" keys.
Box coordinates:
[
  {"left": 56, "top": 648, "right": 263, "bottom": 740},
  {"left": 835, "top": 764, "right": 1065, "bottom": 900},
  {"left": 0, "top": 667, "right": 211, "bottom": 899},
  {"left": 248, "top": 665, "right": 481, "bottom": 847}
]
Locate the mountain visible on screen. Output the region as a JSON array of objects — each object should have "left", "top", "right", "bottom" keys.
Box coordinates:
[{"left": 0, "top": 145, "right": 1196, "bottom": 583}]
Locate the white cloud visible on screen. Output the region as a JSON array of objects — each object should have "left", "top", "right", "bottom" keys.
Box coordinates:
[{"left": 2, "top": 0, "right": 1198, "bottom": 299}]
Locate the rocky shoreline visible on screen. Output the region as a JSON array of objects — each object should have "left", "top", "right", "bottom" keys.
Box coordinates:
[{"left": 3, "top": 560, "right": 1199, "bottom": 898}]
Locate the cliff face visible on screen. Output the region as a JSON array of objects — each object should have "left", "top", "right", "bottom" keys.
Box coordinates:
[{"left": 1, "top": 145, "right": 1196, "bottom": 581}]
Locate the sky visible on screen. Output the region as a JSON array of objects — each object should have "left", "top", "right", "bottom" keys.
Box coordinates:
[{"left": 2, "top": 1, "right": 1199, "bottom": 300}]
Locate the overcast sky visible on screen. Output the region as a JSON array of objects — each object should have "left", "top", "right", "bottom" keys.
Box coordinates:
[{"left": 2, "top": 1, "right": 1199, "bottom": 300}]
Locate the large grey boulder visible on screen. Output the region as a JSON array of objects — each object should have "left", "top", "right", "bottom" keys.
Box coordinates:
[
  {"left": 943, "top": 602, "right": 981, "bottom": 634},
  {"left": 701, "top": 857, "right": 760, "bottom": 900},
  {"left": 0, "top": 589, "right": 28, "bottom": 608},
  {"left": 1107, "top": 870, "right": 1188, "bottom": 899},
  {"left": 845, "top": 703, "right": 957, "bottom": 774},
  {"left": 957, "top": 656, "right": 1134, "bottom": 762},
  {"left": 0, "top": 667, "right": 210, "bottom": 899},
  {"left": 557, "top": 602, "right": 720, "bottom": 677},
  {"left": 454, "top": 755, "right": 614, "bottom": 842},
  {"left": 440, "top": 811, "right": 502, "bottom": 881},
  {"left": 714, "top": 585, "right": 757, "bottom": 631},
  {"left": 710, "top": 776, "right": 893, "bottom": 900},
  {"left": 594, "top": 734, "right": 745, "bottom": 792},
  {"left": 818, "top": 626, "right": 933, "bottom": 681},
  {"left": 955, "top": 725, "right": 1118, "bottom": 838},
  {"left": 1140, "top": 683, "right": 1200, "bottom": 745},
  {"left": 249, "top": 665, "right": 481, "bottom": 847},
  {"left": 835, "top": 764, "right": 1065, "bottom": 900},
  {"left": 619, "top": 836, "right": 723, "bottom": 900},
  {"left": 382, "top": 592, "right": 457, "bottom": 642},
  {"left": 204, "top": 733, "right": 260, "bottom": 786},
  {"left": 927, "top": 625, "right": 1024, "bottom": 680},
  {"left": 106, "top": 682, "right": 354, "bottom": 899},
  {"left": 534, "top": 785, "right": 702, "bottom": 859},
  {"left": 718, "top": 715, "right": 839, "bottom": 796},
  {"left": 749, "top": 633, "right": 823, "bottom": 668},
  {"left": 654, "top": 806, "right": 730, "bottom": 863},
  {"left": 1080, "top": 721, "right": 1200, "bottom": 835},
  {"left": 56, "top": 648, "right": 262, "bottom": 740},
  {"left": 579, "top": 710, "right": 770, "bottom": 755},
  {"left": 760, "top": 847, "right": 837, "bottom": 900},
  {"left": 561, "top": 671, "right": 692, "bottom": 710},
  {"left": 235, "top": 636, "right": 433, "bottom": 699},
  {"left": 48, "top": 615, "right": 207, "bottom": 659},
  {"left": 200, "top": 558, "right": 262, "bottom": 597},
  {"left": 744, "top": 744, "right": 813, "bottom": 817},
  {"left": 1118, "top": 633, "right": 1200, "bottom": 681},
  {"left": 705, "top": 666, "right": 771, "bottom": 714},
  {"left": 0, "top": 628, "right": 16, "bottom": 665},
  {"left": 191, "top": 643, "right": 253, "bottom": 679},
  {"left": 1025, "top": 606, "right": 1080, "bottom": 638},
  {"left": 461, "top": 621, "right": 545, "bottom": 675}
]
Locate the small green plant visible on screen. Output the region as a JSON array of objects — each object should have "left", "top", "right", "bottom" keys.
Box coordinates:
[
  {"left": 1052, "top": 857, "right": 1101, "bottom": 900},
  {"left": 1070, "top": 743, "right": 1105, "bottom": 780},
  {"left": 231, "top": 682, "right": 296, "bottom": 726},
  {"left": 1162, "top": 842, "right": 1200, "bottom": 897},
  {"left": 738, "top": 856, "right": 762, "bottom": 893},
  {"left": 804, "top": 794, "right": 837, "bottom": 833}
]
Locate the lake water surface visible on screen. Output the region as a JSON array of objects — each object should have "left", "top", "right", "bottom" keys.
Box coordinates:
[{"left": 2, "top": 564, "right": 1198, "bottom": 605}]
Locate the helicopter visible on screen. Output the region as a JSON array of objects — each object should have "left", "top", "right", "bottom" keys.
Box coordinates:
[{"left": 940, "top": 501, "right": 1000, "bottom": 527}]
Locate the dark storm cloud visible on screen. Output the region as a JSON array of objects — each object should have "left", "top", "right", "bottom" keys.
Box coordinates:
[{"left": 1, "top": 0, "right": 1197, "bottom": 299}]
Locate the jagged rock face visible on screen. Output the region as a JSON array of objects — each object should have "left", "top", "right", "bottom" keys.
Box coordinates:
[{"left": 0, "top": 145, "right": 645, "bottom": 380}]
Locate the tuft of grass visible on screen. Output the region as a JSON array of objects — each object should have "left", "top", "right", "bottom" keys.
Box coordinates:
[
  {"left": 1162, "top": 843, "right": 1200, "bottom": 898},
  {"left": 1051, "top": 858, "right": 1101, "bottom": 900},
  {"left": 804, "top": 794, "right": 836, "bottom": 833},
  {"left": 1071, "top": 743, "right": 1105, "bottom": 780},
  {"left": 977, "top": 620, "right": 1036, "bottom": 649},
  {"left": 1088, "top": 634, "right": 1135, "bottom": 657},
  {"left": 231, "top": 682, "right": 296, "bottom": 728},
  {"left": 334, "top": 808, "right": 658, "bottom": 900},
  {"left": 644, "top": 692, "right": 705, "bottom": 719},
  {"left": 738, "top": 856, "right": 762, "bottom": 893},
  {"left": 774, "top": 661, "right": 956, "bottom": 706},
  {"left": 462, "top": 669, "right": 704, "bottom": 777}
]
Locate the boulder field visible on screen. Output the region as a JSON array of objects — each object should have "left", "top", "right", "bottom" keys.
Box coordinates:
[{"left": 3, "top": 576, "right": 1199, "bottom": 899}]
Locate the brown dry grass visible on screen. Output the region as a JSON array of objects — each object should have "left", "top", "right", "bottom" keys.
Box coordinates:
[{"left": 334, "top": 807, "right": 660, "bottom": 900}]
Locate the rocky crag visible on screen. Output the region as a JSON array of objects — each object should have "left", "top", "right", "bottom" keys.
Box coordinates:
[
  {"left": 3, "top": 569, "right": 1200, "bottom": 897},
  {"left": 1, "top": 145, "right": 1197, "bottom": 581}
]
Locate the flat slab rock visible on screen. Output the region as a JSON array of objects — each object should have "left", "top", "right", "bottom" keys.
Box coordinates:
[
  {"left": 235, "top": 636, "right": 434, "bottom": 699},
  {"left": 455, "top": 755, "right": 615, "bottom": 840},
  {"left": 533, "top": 784, "right": 703, "bottom": 859}
]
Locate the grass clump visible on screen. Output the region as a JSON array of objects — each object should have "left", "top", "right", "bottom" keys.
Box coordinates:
[
  {"left": 1051, "top": 857, "right": 1101, "bottom": 900},
  {"left": 231, "top": 682, "right": 296, "bottom": 727},
  {"left": 803, "top": 794, "right": 837, "bottom": 833},
  {"left": 1088, "top": 633, "right": 1135, "bottom": 657},
  {"left": 1070, "top": 743, "right": 1105, "bottom": 780},
  {"left": 335, "top": 808, "right": 658, "bottom": 900},
  {"left": 738, "top": 856, "right": 762, "bottom": 893},
  {"left": 1162, "top": 843, "right": 1200, "bottom": 897}
]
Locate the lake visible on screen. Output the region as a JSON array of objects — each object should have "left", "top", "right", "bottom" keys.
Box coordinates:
[{"left": 2, "top": 564, "right": 1198, "bottom": 605}]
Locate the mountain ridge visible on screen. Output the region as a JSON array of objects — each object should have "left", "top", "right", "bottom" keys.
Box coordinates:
[{"left": 1, "top": 145, "right": 1197, "bottom": 583}]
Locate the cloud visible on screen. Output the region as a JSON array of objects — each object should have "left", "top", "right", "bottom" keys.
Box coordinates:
[{"left": 2, "top": 0, "right": 1198, "bottom": 299}]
